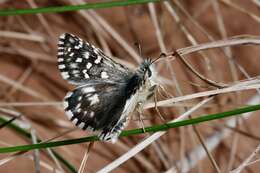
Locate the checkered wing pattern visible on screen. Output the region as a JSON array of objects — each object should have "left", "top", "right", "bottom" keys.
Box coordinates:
[
  {"left": 64, "top": 81, "right": 130, "bottom": 141},
  {"left": 57, "top": 33, "right": 141, "bottom": 142},
  {"left": 57, "top": 33, "right": 131, "bottom": 85}
]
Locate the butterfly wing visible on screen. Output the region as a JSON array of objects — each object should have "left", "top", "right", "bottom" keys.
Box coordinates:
[
  {"left": 57, "top": 33, "right": 132, "bottom": 85},
  {"left": 58, "top": 33, "right": 143, "bottom": 142},
  {"left": 64, "top": 81, "right": 139, "bottom": 141}
]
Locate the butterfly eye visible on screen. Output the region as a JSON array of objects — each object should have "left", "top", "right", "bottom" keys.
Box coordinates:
[{"left": 147, "top": 68, "right": 152, "bottom": 78}]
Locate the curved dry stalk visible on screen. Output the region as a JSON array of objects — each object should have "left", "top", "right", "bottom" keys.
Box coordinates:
[
  {"left": 174, "top": 51, "right": 228, "bottom": 88},
  {"left": 176, "top": 35, "right": 260, "bottom": 56},
  {"left": 145, "top": 77, "right": 260, "bottom": 109}
]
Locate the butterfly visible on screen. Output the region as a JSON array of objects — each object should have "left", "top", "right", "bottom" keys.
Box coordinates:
[{"left": 57, "top": 33, "right": 158, "bottom": 143}]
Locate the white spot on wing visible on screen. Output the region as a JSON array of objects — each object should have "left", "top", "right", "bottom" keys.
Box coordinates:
[
  {"left": 78, "top": 122, "right": 85, "bottom": 129},
  {"left": 76, "top": 58, "right": 82, "bottom": 62},
  {"left": 83, "top": 69, "right": 90, "bottom": 78},
  {"left": 58, "top": 58, "right": 64, "bottom": 62},
  {"left": 59, "top": 34, "right": 66, "bottom": 39},
  {"left": 86, "top": 62, "right": 92, "bottom": 69},
  {"left": 72, "top": 70, "right": 79, "bottom": 74},
  {"left": 88, "top": 94, "right": 99, "bottom": 105},
  {"left": 72, "top": 118, "right": 78, "bottom": 125},
  {"left": 58, "top": 40, "right": 64, "bottom": 45},
  {"left": 61, "top": 72, "right": 69, "bottom": 79},
  {"left": 87, "top": 126, "right": 94, "bottom": 131},
  {"left": 69, "top": 37, "right": 75, "bottom": 43},
  {"left": 101, "top": 71, "right": 109, "bottom": 79},
  {"left": 58, "top": 64, "right": 66, "bottom": 69},
  {"left": 111, "top": 134, "right": 119, "bottom": 143},
  {"left": 82, "top": 87, "right": 95, "bottom": 93},
  {"left": 84, "top": 52, "right": 89, "bottom": 59},
  {"left": 65, "top": 91, "right": 73, "bottom": 98},
  {"left": 76, "top": 108, "right": 82, "bottom": 113},
  {"left": 70, "top": 63, "right": 78, "bottom": 68},
  {"left": 65, "top": 110, "right": 73, "bottom": 120},
  {"left": 76, "top": 103, "right": 81, "bottom": 109},
  {"left": 63, "top": 100, "right": 68, "bottom": 109},
  {"left": 94, "top": 56, "right": 102, "bottom": 64},
  {"left": 78, "top": 96, "right": 82, "bottom": 101},
  {"left": 84, "top": 73, "right": 90, "bottom": 78},
  {"left": 89, "top": 111, "right": 95, "bottom": 118}
]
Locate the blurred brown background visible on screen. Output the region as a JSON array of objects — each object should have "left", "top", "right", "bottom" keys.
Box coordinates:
[{"left": 0, "top": 0, "right": 260, "bottom": 173}]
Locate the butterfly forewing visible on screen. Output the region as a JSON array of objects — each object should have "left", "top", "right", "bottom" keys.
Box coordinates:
[{"left": 58, "top": 33, "right": 131, "bottom": 85}]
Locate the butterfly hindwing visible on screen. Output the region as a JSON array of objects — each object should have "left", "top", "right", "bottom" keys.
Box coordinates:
[
  {"left": 58, "top": 33, "right": 131, "bottom": 85},
  {"left": 63, "top": 81, "right": 130, "bottom": 135}
]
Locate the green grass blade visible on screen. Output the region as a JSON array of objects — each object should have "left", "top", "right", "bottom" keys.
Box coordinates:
[
  {"left": 0, "top": 104, "right": 259, "bottom": 153},
  {"left": 0, "top": 0, "right": 161, "bottom": 16}
]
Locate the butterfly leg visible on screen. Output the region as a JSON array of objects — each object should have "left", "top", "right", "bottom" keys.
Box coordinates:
[
  {"left": 158, "top": 84, "right": 173, "bottom": 99},
  {"left": 154, "top": 87, "right": 167, "bottom": 123},
  {"left": 136, "top": 102, "right": 146, "bottom": 133}
]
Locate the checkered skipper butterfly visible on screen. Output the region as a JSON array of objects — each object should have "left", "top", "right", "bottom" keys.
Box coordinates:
[{"left": 58, "top": 33, "right": 157, "bottom": 143}]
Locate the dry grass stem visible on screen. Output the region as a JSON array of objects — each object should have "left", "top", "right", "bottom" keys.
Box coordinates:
[
  {"left": 230, "top": 145, "right": 260, "bottom": 173},
  {"left": 0, "top": 30, "right": 45, "bottom": 42},
  {"left": 78, "top": 142, "right": 94, "bottom": 173},
  {"left": 1, "top": 1, "right": 260, "bottom": 172},
  {"left": 97, "top": 97, "right": 213, "bottom": 173}
]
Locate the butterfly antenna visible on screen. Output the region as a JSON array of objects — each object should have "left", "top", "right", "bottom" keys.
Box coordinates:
[
  {"left": 151, "top": 52, "right": 167, "bottom": 64},
  {"left": 134, "top": 42, "right": 142, "bottom": 58}
]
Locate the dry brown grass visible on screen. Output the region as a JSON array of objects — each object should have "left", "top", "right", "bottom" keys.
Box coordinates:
[{"left": 0, "top": 0, "right": 260, "bottom": 173}]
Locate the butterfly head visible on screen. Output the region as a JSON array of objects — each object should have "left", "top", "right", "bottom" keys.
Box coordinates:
[{"left": 138, "top": 59, "right": 153, "bottom": 80}]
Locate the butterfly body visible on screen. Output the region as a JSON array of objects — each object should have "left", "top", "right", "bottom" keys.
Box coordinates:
[{"left": 58, "top": 33, "right": 156, "bottom": 142}]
